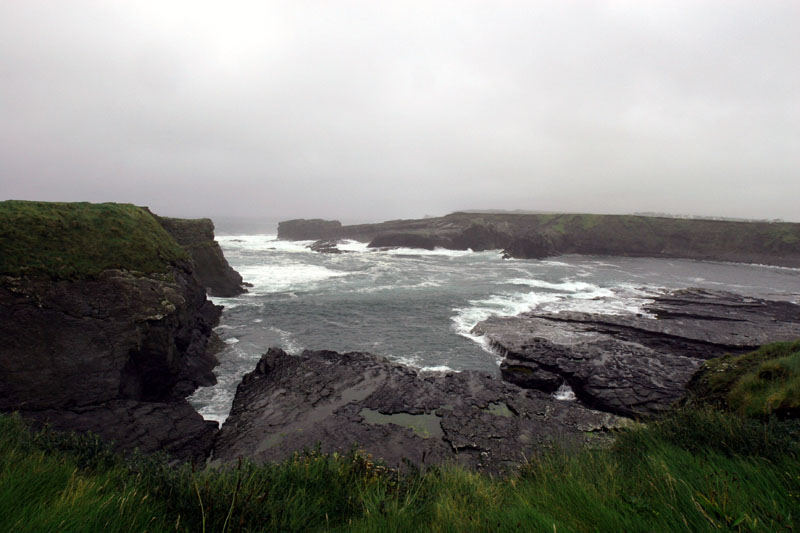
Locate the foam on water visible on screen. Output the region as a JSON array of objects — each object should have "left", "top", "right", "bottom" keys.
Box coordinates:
[
  {"left": 452, "top": 280, "right": 663, "bottom": 356},
  {"left": 269, "top": 326, "right": 303, "bottom": 355},
  {"left": 451, "top": 291, "right": 563, "bottom": 357},
  {"left": 375, "top": 247, "right": 478, "bottom": 258},
  {"left": 538, "top": 284, "right": 660, "bottom": 317},
  {"left": 393, "top": 354, "right": 456, "bottom": 373},
  {"left": 354, "top": 280, "right": 442, "bottom": 294},
  {"left": 507, "top": 278, "right": 600, "bottom": 292},
  {"left": 553, "top": 383, "right": 576, "bottom": 401},
  {"left": 237, "top": 263, "right": 351, "bottom": 294},
  {"left": 217, "top": 235, "right": 315, "bottom": 254},
  {"left": 336, "top": 239, "right": 371, "bottom": 253},
  {"left": 189, "top": 234, "right": 800, "bottom": 423}
]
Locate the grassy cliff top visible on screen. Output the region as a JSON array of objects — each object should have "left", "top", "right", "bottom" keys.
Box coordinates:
[{"left": 0, "top": 200, "right": 187, "bottom": 279}]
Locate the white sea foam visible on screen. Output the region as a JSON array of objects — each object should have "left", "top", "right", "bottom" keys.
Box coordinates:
[
  {"left": 223, "top": 337, "right": 240, "bottom": 345},
  {"left": 392, "top": 354, "right": 457, "bottom": 373},
  {"left": 451, "top": 291, "right": 563, "bottom": 356},
  {"left": 420, "top": 365, "right": 456, "bottom": 373},
  {"left": 207, "top": 295, "right": 247, "bottom": 308},
  {"left": 452, "top": 282, "right": 663, "bottom": 357},
  {"left": 553, "top": 383, "right": 576, "bottom": 401},
  {"left": 236, "top": 263, "right": 350, "bottom": 294},
  {"left": 375, "top": 247, "right": 478, "bottom": 258},
  {"left": 188, "top": 343, "right": 251, "bottom": 424},
  {"left": 217, "top": 234, "right": 319, "bottom": 254},
  {"left": 269, "top": 326, "right": 303, "bottom": 355},
  {"left": 354, "top": 280, "right": 442, "bottom": 294},
  {"left": 506, "top": 278, "right": 600, "bottom": 292},
  {"left": 336, "top": 239, "right": 371, "bottom": 253},
  {"left": 539, "top": 285, "right": 662, "bottom": 317}
]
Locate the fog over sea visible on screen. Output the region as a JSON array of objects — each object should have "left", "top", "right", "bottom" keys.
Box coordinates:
[{"left": 189, "top": 234, "right": 800, "bottom": 423}]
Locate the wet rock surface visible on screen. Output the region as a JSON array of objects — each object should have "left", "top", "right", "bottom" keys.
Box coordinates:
[
  {"left": 474, "top": 289, "right": 800, "bottom": 417},
  {"left": 308, "top": 239, "right": 344, "bottom": 254},
  {"left": 213, "top": 348, "right": 628, "bottom": 473},
  {"left": 0, "top": 266, "right": 222, "bottom": 462}
]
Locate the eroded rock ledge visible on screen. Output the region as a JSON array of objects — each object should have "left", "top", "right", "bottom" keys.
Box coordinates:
[
  {"left": 213, "top": 348, "right": 628, "bottom": 473},
  {"left": 474, "top": 289, "right": 800, "bottom": 418}
]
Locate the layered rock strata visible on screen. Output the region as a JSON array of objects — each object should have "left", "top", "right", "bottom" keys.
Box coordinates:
[
  {"left": 474, "top": 289, "right": 800, "bottom": 417},
  {"left": 213, "top": 348, "right": 628, "bottom": 473}
]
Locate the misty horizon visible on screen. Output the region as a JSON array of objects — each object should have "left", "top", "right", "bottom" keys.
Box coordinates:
[{"left": 2, "top": 2, "right": 798, "bottom": 222}]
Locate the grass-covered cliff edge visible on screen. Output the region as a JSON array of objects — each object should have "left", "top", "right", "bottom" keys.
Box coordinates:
[
  {"left": 2, "top": 341, "right": 799, "bottom": 532},
  {"left": 0, "top": 200, "right": 188, "bottom": 278},
  {"left": 0, "top": 200, "right": 246, "bottom": 295},
  {"left": 279, "top": 212, "right": 800, "bottom": 267}
]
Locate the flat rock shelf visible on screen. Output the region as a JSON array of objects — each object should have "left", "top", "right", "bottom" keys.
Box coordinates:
[{"left": 212, "top": 348, "right": 628, "bottom": 473}]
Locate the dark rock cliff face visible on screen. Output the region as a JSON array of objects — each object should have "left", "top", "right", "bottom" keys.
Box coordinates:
[
  {"left": 213, "top": 348, "right": 628, "bottom": 473},
  {"left": 473, "top": 289, "right": 800, "bottom": 418},
  {"left": 156, "top": 216, "right": 246, "bottom": 297},
  {"left": 277, "top": 219, "right": 343, "bottom": 241},
  {"left": 0, "top": 203, "right": 243, "bottom": 463},
  {"left": 0, "top": 264, "right": 221, "bottom": 462},
  {"left": 276, "top": 213, "right": 800, "bottom": 267}
]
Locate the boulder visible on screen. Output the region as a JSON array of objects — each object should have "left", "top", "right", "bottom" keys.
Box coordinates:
[{"left": 309, "top": 239, "right": 344, "bottom": 254}]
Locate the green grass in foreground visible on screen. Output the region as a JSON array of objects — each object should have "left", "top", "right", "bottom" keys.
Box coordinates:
[
  {"left": 0, "top": 200, "right": 187, "bottom": 279},
  {"left": 2, "top": 409, "right": 798, "bottom": 532}
]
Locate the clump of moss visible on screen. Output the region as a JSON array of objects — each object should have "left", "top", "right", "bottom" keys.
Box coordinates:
[
  {"left": 687, "top": 341, "right": 800, "bottom": 418},
  {"left": 0, "top": 200, "right": 187, "bottom": 279}
]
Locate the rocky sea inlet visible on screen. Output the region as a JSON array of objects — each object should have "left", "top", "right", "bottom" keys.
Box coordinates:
[
  {"left": 4, "top": 204, "right": 800, "bottom": 471},
  {"left": 190, "top": 232, "right": 800, "bottom": 425}
]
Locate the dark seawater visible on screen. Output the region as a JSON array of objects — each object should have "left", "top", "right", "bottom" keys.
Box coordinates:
[{"left": 189, "top": 235, "right": 800, "bottom": 423}]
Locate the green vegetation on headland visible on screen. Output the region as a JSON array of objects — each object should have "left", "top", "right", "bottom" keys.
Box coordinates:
[
  {"left": 688, "top": 340, "right": 800, "bottom": 418},
  {"left": 3, "top": 342, "right": 800, "bottom": 532},
  {"left": 0, "top": 200, "right": 187, "bottom": 279}
]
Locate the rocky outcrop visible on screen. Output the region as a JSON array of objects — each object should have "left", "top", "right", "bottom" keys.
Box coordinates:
[
  {"left": 308, "top": 240, "right": 344, "bottom": 254},
  {"left": 502, "top": 230, "right": 558, "bottom": 259},
  {"left": 155, "top": 216, "right": 246, "bottom": 297},
  {"left": 0, "top": 266, "right": 221, "bottom": 462},
  {"left": 213, "top": 348, "right": 628, "bottom": 473},
  {"left": 473, "top": 289, "right": 800, "bottom": 417},
  {"left": 0, "top": 202, "right": 233, "bottom": 463},
  {"left": 276, "top": 212, "right": 800, "bottom": 267},
  {"left": 277, "top": 219, "right": 343, "bottom": 240}
]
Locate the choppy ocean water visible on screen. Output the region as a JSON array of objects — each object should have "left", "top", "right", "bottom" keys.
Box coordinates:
[{"left": 189, "top": 235, "right": 800, "bottom": 423}]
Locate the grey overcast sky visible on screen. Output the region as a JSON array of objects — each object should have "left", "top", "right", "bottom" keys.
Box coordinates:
[{"left": 1, "top": 1, "right": 798, "bottom": 221}]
